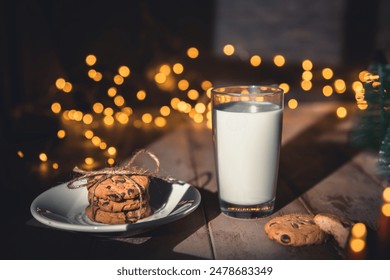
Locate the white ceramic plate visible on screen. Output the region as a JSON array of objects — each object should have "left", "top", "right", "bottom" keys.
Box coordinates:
[{"left": 30, "top": 178, "right": 201, "bottom": 234}]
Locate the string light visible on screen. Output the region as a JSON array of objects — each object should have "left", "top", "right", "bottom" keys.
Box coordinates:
[
  {"left": 114, "top": 95, "right": 125, "bottom": 107},
  {"left": 334, "top": 79, "right": 346, "bottom": 94},
  {"left": 223, "top": 44, "right": 234, "bottom": 56},
  {"left": 85, "top": 157, "right": 94, "bottom": 165},
  {"left": 187, "top": 89, "right": 199, "bottom": 100},
  {"left": 136, "top": 90, "right": 146, "bottom": 101},
  {"left": 57, "top": 129, "right": 66, "bottom": 139},
  {"left": 114, "top": 75, "right": 124, "bottom": 85},
  {"left": 302, "top": 59, "right": 313, "bottom": 71},
  {"left": 51, "top": 102, "right": 61, "bottom": 114},
  {"left": 107, "top": 146, "right": 117, "bottom": 156},
  {"left": 39, "top": 153, "right": 48, "bottom": 162},
  {"left": 93, "top": 102, "right": 104, "bottom": 113},
  {"left": 160, "top": 106, "right": 171, "bottom": 116},
  {"left": 142, "top": 113, "right": 153, "bottom": 124},
  {"left": 187, "top": 47, "right": 199, "bottom": 59},
  {"left": 178, "top": 79, "right": 189, "bottom": 91},
  {"left": 173, "top": 63, "right": 184, "bottom": 74},
  {"left": 118, "top": 66, "right": 130, "bottom": 77},
  {"left": 17, "top": 150, "right": 24, "bottom": 158},
  {"left": 82, "top": 114, "right": 93, "bottom": 125},
  {"left": 288, "top": 99, "right": 298, "bottom": 109},
  {"left": 273, "top": 55, "right": 285, "bottom": 67},
  {"left": 322, "top": 85, "right": 333, "bottom": 97},
  {"left": 201, "top": 80, "right": 212, "bottom": 91},
  {"left": 279, "top": 83, "right": 290, "bottom": 94},
  {"left": 63, "top": 82, "right": 73, "bottom": 93},
  {"left": 250, "top": 55, "right": 261, "bottom": 67},
  {"left": 322, "top": 68, "right": 334, "bottom": 80},
  {"left": 154, "top": 116, "right": 167, "bottom": 127},
  {"left": 85, "top": 54, "right": 97, "bottom": 66},
  {"left": 336, "top": 106, "right": 347, "bottom": 118},
  {"left": 55, "top": 78, "right": 66, "bottom": 90},
  {"left": 52, "top": 163, "right": 59, "bottom": 170},
  {"left": 301, "top": 80, "right": 312, "bottom": 91}
]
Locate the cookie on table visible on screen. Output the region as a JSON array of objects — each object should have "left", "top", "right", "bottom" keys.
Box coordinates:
[
  {"left": 85, "top": 205, "right": 152, "bottom": 225},
  {"left": 313, "top": 213, "right": 353, "bottom": 248},
  {"left": 264, "top": 214, "right": 327, "bottom": 246},
  {"left": 87, "top": 174, "right": 150, "bottom": 202}
]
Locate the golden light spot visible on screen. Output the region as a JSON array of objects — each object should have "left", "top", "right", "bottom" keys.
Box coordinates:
[
  {"left": 107, "top": 87, "right": 117, "bottom": 97},
  {"left": 382, "top": 203, "right": 390, "bottom": 217},
  {"left": 195, "top": 103, "right": 206, "bottom": 114},
  {"left": 357, "top": 101, "right": 368, "bottom": 110},
  {"left": 114, "top": 95, "right": 125, "bottom": 107},
  {"left": 118, "top": 66, "right": 130, "bottom": 78},
  {"left": 39, "top": 153, "right": 48, "bottom": 162},
  {"left": 57, "top": 129, "right": 66, "bottom": 139},
  {"left": 193, "top": 113, "right": 204, "bottom": 123},
  {"left": 115, "top": 112, "right": 129, "bottom": 124},
  {"left": 334, "top": 79, "right": 346, "bottom": 94},
  {"left": 93, "top": 72, "right": 102, "bottom": 82},
  {"left": 383, "top": 187, "right": 390, "bottom": 203},
  {"left": 206, "top": 88, "right": 212, "bottom": 98},
  {"left": 103, "top": 115, "right": 114, "bottom": 126},
  {"left": 82, "top": 114, "right": 93, "bottom": 125},
  {"left": 201, "top": 80, "right": 212, "bottom": 91},
  {"left": 114, "top": 75, "right": 124, "bottom": 85},
  {"left": 74, "top": 111, "right": 83, "bottom": 122},
  {"left": 178, "top": 79, "right": 189, "bottom": 91},
  {"left": 133, "top": 120, "right": 142, "bottom": 128},
  {"left": 63, "top": 82, "right": 73, "bottom": 93},
  {"left": 322, "top": 68, "right": 334, "bottom": 80},
  {"left": 273, "top": 55, "right": 285, "bottom": 67},
  {"left": 142, "top": 113, "right": 153, "bottom": 124},
  {"left": 206, "top": 110, "right": 212, "bottom": 120},
  {"left": 160, "top": 64, "right": 171, "bottom": 75},
  {"left": 107, "top": 158, "right": 115, "bottom": 166},
  {"left": 160, "top": 106, "right": 171, "bottom": 116},
  {"left": 170, "top": 97, "right": 180, "bottom": 110},
  {"left": 223, "top": 44, "right": 235, "bottom": 56},
  {"left": 88, "top": 69, "right": 97, "bottom": 79},
  {"left": 136, "top": 90, "right": 146, "bottom": 101},
  {"left": 359, "top": 70, "right": 369, "bottom": 82},
  {"left": 250, "top": 55, "right": 262, "bottom": 67},
  {"left": 68, "top": 109, "right": 76, "bottom": 120},
  {"left": 17, "top": 150, "right": 24, "bottom": 158},
  {"left": 279, "top": 83, "right": 290, "bottom": 94},
  {"left": 177, "top": 101, "right": 188, "bottom": 112},
  {"left": 93, "top": 102, "right": 104, "bottom": 114},
  {"left": 288, "top": 99, "right": 298, "bottom": 109},
  {"left": 352, "top": 81, "right": 363, "bottom": 92},
  {"left": 52, "top": 162, "right": 59, "bottom": 170},
  {"left": 350, "top": 238, "right": 365, "bottom": 253},
  {"left": 91, "top": 136, "right": 101, "bottom": 146},
  {"left": 107, "top": 146, "right": 117, "bottom": 156},
  {"left": 154, "top": 72, "right": 166, "bottom": 84},
  {"left": 122, "top": 107, "right": 133, "bottom": 116},
  {"left": 207, "top": 119, "right": 212, "bottom": 129},
  {"left": 336, "top": 106, "right": 347, "bottom": 118},
  {"left": 302, "top": 71, "right": 313, "bottom": 81},
  {"left": 51, "top": 102, "right": 61, "bottom": 114},
  {"left": 84, "top": 157, "right": 94, "bottom": 165},
  {"left": 173, "top": 63, "right": 184, "bottom": 74},
  {"left": 84, "top": 130, "right": 94, "bottom": 139},
  {"left": 187, "top": 47, "right": 199, "bottom": 59},
  {"left": 301, "top": 80, "right": 312, "bottom": 91},
  {"left": 85, "top": 54, "right": 97, "bottom": 66},
  {"left": 302, "top": 59, "right": 313, "bottom": 71},
  {"left": 55, "top": 78, "right": 66, "bottom": 90},
  {"left": 352, "top": 223, "right": 367, "bottom": 239},
  {"left": 99, "top": 142, "right": 107, "bottom": 150},
  {"left": 187, "top": 89, "right": 199, "bottom": 100},
  {"left": 103, "top": 107, "right": 114, "bottom": 116},
  {"left": 322, "top": 85, "right": 333, "bottom": 97},
  {"left": 154, "top": 116, "right": 167, "bottom": 127}
]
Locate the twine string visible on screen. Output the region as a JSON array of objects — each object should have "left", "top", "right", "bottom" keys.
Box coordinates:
[{"left": 67, "top": 149, "right": 160, "bottom": 222}]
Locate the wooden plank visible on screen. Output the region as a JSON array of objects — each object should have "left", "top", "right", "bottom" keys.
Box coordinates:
[{"left": 301, "top": 162, "right": 383, "bottom": 230}]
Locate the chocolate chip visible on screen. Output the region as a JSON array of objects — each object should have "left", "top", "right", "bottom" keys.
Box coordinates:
[
  {"left": 106, "top": 185, "right": 112, "bottom": 190},
  {"left": 309, "top": 220, "right": 315, "bottom": 225},
  {"left": 115, "top": 179, "right": 126, "bottom": 183},
  {"left": 291, "top": 222, "right": 299, "bottom": 229},
  {"left": 127, "top": 189, "right": 134, "bottom": 195},
  {"left": 280, "top": 234, "right": 291, "bottom": 244},
  {"left": 102, "top": 201, "right": 109, "bottom": 206},
  {"left": 269, "top": 222, "right": 276, "bottom": 227}
]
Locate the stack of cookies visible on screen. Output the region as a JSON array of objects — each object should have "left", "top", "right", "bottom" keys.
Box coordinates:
[{"left": 85, "top": 174, "right": 152, "bottom": 224}]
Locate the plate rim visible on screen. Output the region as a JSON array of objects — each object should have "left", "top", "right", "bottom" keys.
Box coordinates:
[{"left": 30, "top": 179, "right": 201, "bottom": 233}]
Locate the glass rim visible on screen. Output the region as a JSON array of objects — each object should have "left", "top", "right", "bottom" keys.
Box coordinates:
[{"left": 211, "top": 85, "right": 283, "bottom": 97}]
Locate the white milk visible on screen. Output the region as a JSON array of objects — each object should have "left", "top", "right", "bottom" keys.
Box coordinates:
[{"left": 213, "top": 101, "right": 282, "bottom": 205}]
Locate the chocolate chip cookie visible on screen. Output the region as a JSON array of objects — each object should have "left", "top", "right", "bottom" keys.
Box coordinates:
[
  {"left": 88, "top": 191, "right": 150, "bottom": 212},
  {"left": 264, "top": 214, "right": 327, "bottom": 246},
  {"left": 313, "top": 213, "right": 353, "bottom": 248},
  {"left": 85, "top": 205, "right": 152, "bottom": 224},
  {"left": 87, "top": 174, "right": 149, "bottom": 202}
]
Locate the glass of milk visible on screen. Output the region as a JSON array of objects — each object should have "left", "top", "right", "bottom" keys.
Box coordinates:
[{"left": 212, "top": 85, "right": 283, "bottom": 218}]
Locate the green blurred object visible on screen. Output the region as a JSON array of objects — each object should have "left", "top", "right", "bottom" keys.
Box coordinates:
[{"left": 350, "top": 52, "right": 390, "bottom": 151}]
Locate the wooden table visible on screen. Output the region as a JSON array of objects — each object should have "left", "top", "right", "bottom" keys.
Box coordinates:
[{"left": 25, "top": 101, "right": 389, "bottom": 260}]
